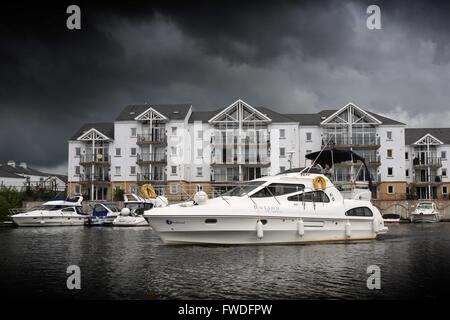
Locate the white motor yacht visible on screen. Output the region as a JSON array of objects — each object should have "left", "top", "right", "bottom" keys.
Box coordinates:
[
  {"left": 10, "top": 196, "right": 87, "bottom": 227},
  {"left": 143, "top": 172, "right": 387, "bottom": 245},
  {"left": 410, "top": 202, "right": 440, "bottom": 223}
]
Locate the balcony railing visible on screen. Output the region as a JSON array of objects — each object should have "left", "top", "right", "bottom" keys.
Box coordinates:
[
  {"left": 210, "top": 155, "right": 271, "bottom": 166},
  {"left": 79, "top": 154, "right": 110, "bottom": 165},
  {"left": 413, "top": 157, "right": 442, "bottom": 168},
  {"left": 137, "top": 173, "right": 167, "bottom": 183},
  {"left": 136, "top": 131, "right": 167, "bottom": 145},
  {"left": 79, "top": 174, "right": 111, "bottom": 183},
  {"left": 211, "top": 174, "right": 240, "bottom": 183},
  {"left": 322, "top": 135, "right": 380, "bottom": 148},
  {"left": 414, "top": 174, "right": 441, "bottom": 184},
  {"left": 136, "top": 153, "right": 167, "bottom": 164}
]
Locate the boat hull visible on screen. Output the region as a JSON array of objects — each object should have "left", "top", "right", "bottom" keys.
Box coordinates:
[
  {"left": 146, "top": 215, "right": 382, "bottom": 245},
  {"left": 112, "top": 216, "right": 149, "bottom": 227},
  {"left": 11, "top": 216, "right": 86, "bottom": 227}
]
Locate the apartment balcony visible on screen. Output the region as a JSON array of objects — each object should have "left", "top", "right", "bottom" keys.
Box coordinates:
[
  {"left": 210, "top": 154, "right": 270, "bottom": 167},
  {"left": 136, "top": 173, "right": 167, "bottom": 185},
  {"left": 334, "top": 155, "right": 381, "bottom": 167},
  {"left": 413, "top": 174, "right": 441, "bottom": 186},
  {"left": 79, "top": 174, "right": 111, "bottom": 185},
  {"left": 136, "top": 131, "right": 167, "bottom": 146},
  {"left": 413, "top": 156, "right": 442, "bottom": 168},
  {"left": 79, "top": 154, "right": 111, "bottom": 166},
  {"left": 322, "top": 136, "right": 380, "bottom": 149},
  {"left": 136, "top": 153, "right": 167, "bottom": 165}
]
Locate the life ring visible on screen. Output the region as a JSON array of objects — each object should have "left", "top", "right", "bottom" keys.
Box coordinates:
[
  {"left": 140, "top": 184, "right": 157, "bottom": 199},
  {"left": 313, "top": 176, "right": 327, "bottom": 190}
]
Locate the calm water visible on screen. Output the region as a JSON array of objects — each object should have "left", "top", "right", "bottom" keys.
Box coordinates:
[{"left": 1, "top": 223, "right": 450, "bottom": 299}]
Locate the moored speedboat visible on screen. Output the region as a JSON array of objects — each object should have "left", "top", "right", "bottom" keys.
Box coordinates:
[
  {"left": 143, "top": 173, "right": 387, "bottom": 245},
  {"left": 410, "top": 202, "right": 440, "bottom": 223},
  {"left": 10, "top": 196, "right": 87, "bottom": 227},
  {"left": 382, "top": 213, "right": 401, "bottom": 224},
  {"left": 86, "top": 202, "right": 121, "bottom": 226}
]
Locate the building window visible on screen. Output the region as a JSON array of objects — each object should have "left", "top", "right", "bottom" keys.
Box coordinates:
[
  {"left": 196, "top": 167, "right": 203, "bottom": 177},
  {"left": 280, "top": 166, "right": 286, "bottom": 173},
  {"left": 170, "top": 185, "right": 178, "bottom": 194},
  {"left": 115, "top": 166, "right": 121, "bottom": 176},
  {"left": 171, "top": 166, "right": 177, "bottom": 175},
  {"left": 197, "top": 149, "right": 202, "bottom": 158},
  {"left": 388, "top": 167, "right": 393, "bottom": 176},
  {"left": 280, "top": 148, "right": 286, "bottom": 157},
  {"left": 306, "top": 132, "right": 312, "bottom": 142},
  {"left": 115, "top": 148, "right": 121, "bottom": 156},
  {"left": 171, "top": 127, "right": 177, "bottom": 136},
  {"left": 443, "top": 169, "right": 447, "bottom": 177},
  {"left": 387, "top": 149, "right": 393, "bottom": 158},
  {"left": 75, "top": 147, "right": 81, "bottom": 156},
  {"left": 405, "top": 152, "right": 409, "bottom": 160},
  {"left": 130, "top": 148, "right": 137, "bottom": 156},
  {"left": 443, "top": 186, "right": 448, "bottom": 195},
  {"left": 442, "top": 151, "right": 447, "bottom": 159},
  {"left": 131, "top": 128, "right": 137, "bottom": 137},
  {"left": 387, "top": 131, "right": 393, "bottom": 140},
  {"left": 387, "top": 185, "right": 394, "bottom": 194},
  {"left": 130, "top": 166, "right": 136, "bottom": 175},
  {"left": 75, "top": 185, "right": 81, "bottom": 194},
  {"left": 75, "top": 166, "right": 80, "bottom": 175},
  {"left": 197, "top": 130, "right": 203, "bottom": 139},
  {"left": 279, "top": 129, "right": 285, "bottom": 139},
  {"left": 406, "top": 169, "right": 409, "bottom": 177},
  {"left": 171, "top": 147, "right": 177, "bottom": 156}
]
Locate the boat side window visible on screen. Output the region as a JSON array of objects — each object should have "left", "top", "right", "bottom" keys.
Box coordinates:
[
  {"left": 251, "top": 183, "right": 305, "bottom": 198},
  {"left": 345, "top": 207, "right": 373, "bottom": 217},
  {"left": 287, "top": 191, "right": 330, "bottom": 203},
  {"left": 223, "top": 181, "right": 266, "bottom": 197},
  {"left": 75, "top": 207, "right": 84, "bottom": 215},
  {"left": 61, "top": 207, "right": 75, "bottom": 213}
]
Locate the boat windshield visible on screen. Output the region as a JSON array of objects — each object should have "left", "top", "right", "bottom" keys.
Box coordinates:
[
  {"left": 104, "top": 203, "right": 121, "bottom": 212},
  {"left": 417, "top": 203, "right": 433, "bottom": 210},
  {"left": 222, "top": 181, "right": 267, "bottom": 197},
  {"left": 28, "top": 205, "right": 67, "bottom": 211}
]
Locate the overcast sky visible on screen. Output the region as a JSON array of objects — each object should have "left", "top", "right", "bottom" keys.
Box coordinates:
[{"left": 1, "top": 0, "right": 450, "bottom": 173}]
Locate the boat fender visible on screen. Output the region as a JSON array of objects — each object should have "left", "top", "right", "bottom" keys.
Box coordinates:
[
  {"left": 372, "top": 218, "right": 379, "bottom": 233},
  {"left": 297, "top": 219, "right": 305, "bottom": 236},
  {"left": 256, "top": 220, "right": 264, "bottom": 239},
  {"left": 121, "top": 208, "right": 131, "bottom": 216},
  {"left": 345, "top": 220, "right": 351, "bottom": 238}
]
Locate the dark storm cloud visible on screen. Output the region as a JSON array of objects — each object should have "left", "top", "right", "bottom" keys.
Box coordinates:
[{"left": 1, "top": 0, "right": 450, "bottom": 172}]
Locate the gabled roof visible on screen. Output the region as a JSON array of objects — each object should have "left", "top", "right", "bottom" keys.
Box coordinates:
[
  {"left": 189, "top": 107, "right": 295, "bottom": 123},
  {"left": 284, "top": 109, "right": 404, "bottom": 126},
  {"left": 0, "top": 165, "right": 45, "bottom": 177},
  {"left": 320, "top": 103, "right": 382, "bottom": 125},
  {"left": 116, "top": 104, "right": 191, "bottom": 121},
  {"left": 0, "top": 168, "right": 24, "bottom": 179},
  {"left": 208, "top": 99, "right": 271, "bottom": 123},
  {"left": 406, "top": 128, "right": 450, "bottom": 145},
  {"left": 69, "top": 123, "right": 114, "bottom": 141}
]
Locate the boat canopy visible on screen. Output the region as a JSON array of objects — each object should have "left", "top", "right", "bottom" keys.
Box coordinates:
[{"left": 305, "top": 149, "right": 373, "bottom": 190}]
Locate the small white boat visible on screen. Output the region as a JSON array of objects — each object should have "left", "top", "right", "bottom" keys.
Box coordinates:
[
  {"left": 10, "top": 196, "right": 87, "bottom": 227},
  {"left": 112, "top": 191, "right": 168, "bottom": 227},
  {"left": 144, "top": 172, "right": 387, "bottom": 245},
  {"left": 410, "top": 202, "right": 440, "bottom": 223},
  {"left": 86, "top": 202, "right": 121, "bottom": 226},
  {"left": 382, "top": 213, "right": 401, "bottom": 224}
]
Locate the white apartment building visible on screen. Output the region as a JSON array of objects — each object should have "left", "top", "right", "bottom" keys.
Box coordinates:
[{"left": 68, "top": 99, "right": 417, "bottom": 201}]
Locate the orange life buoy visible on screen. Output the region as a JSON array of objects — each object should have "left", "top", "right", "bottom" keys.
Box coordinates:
[{"left": 313, "top": 176, "right": 327, "bottom": 190}]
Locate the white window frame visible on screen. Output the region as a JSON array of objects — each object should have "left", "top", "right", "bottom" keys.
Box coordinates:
[
  {"left": 170, "top": 185, "right": 178, "bottom": 194},
  {"left": 130, "top": 166, "right": 136, "bottom": 175},
  {"left": 196, "top": 167, "right": 203, "bottom": 177},
  {"left": 443, "top": 186, "right": 448, "bottom": 195},
  {"left": 280, "top": 147, "right": 286, "bottom": 157},
  {"left": 130, "top": 148, "right": 137, "bottom": 157},
  {"left": 171, "top": 127, "right": 177, "bottom": 136},
  {"left": 171, "top": 147, "right": 177, "bottom": 156},
  {"left": 442, "top": 168, "right": 447, "bottom": 177},
  {"left": 442, "top": 151, "right": 447, "bottom": 159},
  {"left": 387, "top": 149, "right": 393, "bottom": 158},
  {"left": 388, "top": 167, "right": 393, "bottom": 176},
  {"left": 115, "top": 166, "right": 121, "bottom": 176},
  {"left": 306, "top": 132, "right": 312, "bottom": 142},
  {"left": 75, "top": 166, "right": 80, "bottom": 175},
  {"left": 279, "top": 129, "right": 285, "bottom": 139},
  {"left": 387, "top": 185, "right": 395, "bottom": 194},
  {"left": 115, "top": 148, "right": 121, "bottom": 157},
  {"left": 131, "top": 128, "right": 137, "bottom": 137},
  {"left": 387, "top": 131, "right": 393, "bottom": 141},
  {"left": 75, "top": 147, "right": 81, "bottom": 157},
  {"left": 171, "top": 166, "right": 177, "bottom": 175}
]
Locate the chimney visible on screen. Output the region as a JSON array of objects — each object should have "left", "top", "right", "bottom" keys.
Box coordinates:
[
  {"left": 7, "top": 160, "right": 16, "bottom": 168},
  {"left": 19, "top": 162, "right": 27, "bottom": 169}
]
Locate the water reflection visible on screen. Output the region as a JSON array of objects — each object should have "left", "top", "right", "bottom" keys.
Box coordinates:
[{"left": 1, "top": 224, "right": 450, "bottom": 299}]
